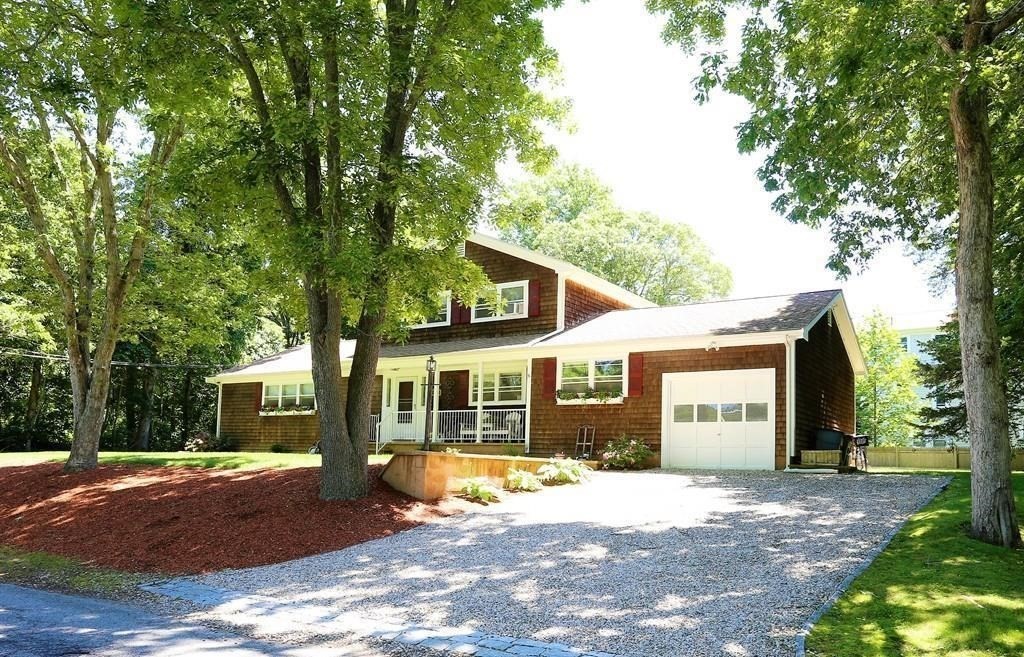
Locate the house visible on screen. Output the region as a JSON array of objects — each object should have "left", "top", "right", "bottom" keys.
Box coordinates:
[
  {"left": 207, "top": 233, "right": 865, "bottom": 470},
  {"left": 891, "top": 312, "right": 959, "bottom": 447}
]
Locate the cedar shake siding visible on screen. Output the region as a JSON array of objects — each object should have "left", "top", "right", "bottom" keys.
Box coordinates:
[
  {"left": 794, "top": 311, "right": 856, "bottom": 459},
  {"left": 400, "top": 241, "right": 558, "bottom": 344},
  {"left": 220, "top": 377, "right": 383, "bottom": 452},
  {"left": 563, "top": 279, "right": 632, "bottom": 328},
  {"left": 529, "top": 344, "right": 788, "bottom": 469}
]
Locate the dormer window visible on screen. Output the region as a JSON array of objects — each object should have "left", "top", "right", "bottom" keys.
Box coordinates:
[
  {"left": 472, "top": 280, "right": 529, "bottom": 323},
  {"left": 411, "top": 292, "right": 451, "bottom": 329}
]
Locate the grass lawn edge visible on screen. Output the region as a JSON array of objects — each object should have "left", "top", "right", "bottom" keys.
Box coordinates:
[{"left": 795, "top": 474, "right": 953, "bottom": 657}]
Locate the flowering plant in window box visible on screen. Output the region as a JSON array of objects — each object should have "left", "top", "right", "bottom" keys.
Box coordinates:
[
  {"left": 259, "top": 404, "right": 316, "bottom": 416},
  {"left": 554, "top": 388, "right": 623, "bottom": 405}
]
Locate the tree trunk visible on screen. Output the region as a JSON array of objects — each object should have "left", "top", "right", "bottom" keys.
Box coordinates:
[
  {"left": 307, "top": 282, "right": 368, "bottom": 500},
  {"left": 24, "top": 359, "right": 44, "bottom": 450},
  {"left": 181, "top": 370, "right": 194, "bottom": 444},
  {"left": 132, "top": 366, "right": 156, "bottom": 451},
  {"left": 949, "top": 81, "right": 1023, "bottom": 548}
]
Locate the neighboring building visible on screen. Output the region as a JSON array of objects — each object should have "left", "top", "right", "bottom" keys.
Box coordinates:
[
  {"left": 207, "top": 233, "right": 865, "bottom": 470},
  {"left": 892, "top": 312, "right": 957, "bottom": 447}
]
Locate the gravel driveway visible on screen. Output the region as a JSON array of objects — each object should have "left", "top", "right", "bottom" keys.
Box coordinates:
[{"left": 193, "top": 470, "right": 946, "bottom": 657}]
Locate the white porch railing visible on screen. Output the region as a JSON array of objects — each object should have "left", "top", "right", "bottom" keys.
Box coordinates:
[{"left": 372, "top": 409, "right": 526, "bottom": 448}]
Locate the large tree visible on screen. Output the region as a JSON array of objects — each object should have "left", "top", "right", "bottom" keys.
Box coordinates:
[
  {"left": 493, "top": 164, "right": 732, "bottom": 304},
  {"left": 0, "top": 2, "right": 185, "bottom": 471},
  {"left": 649, "top": 0, "right": 1024, "bottom": 547},
  {"left": 165, "top": 0, "right": 559, "bottom": 498},
  {"left": 856, "top": 311, "right": 923, "bottom": 446}
]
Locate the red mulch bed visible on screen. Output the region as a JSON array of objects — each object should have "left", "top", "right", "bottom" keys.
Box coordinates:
[{"left": 0, "top": 463, "right": 466, "bottom": 574}]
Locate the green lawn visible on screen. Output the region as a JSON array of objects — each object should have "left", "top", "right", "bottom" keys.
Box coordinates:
[
  {"left": 0, "top": 450, "right": 392, "bottom": 469},
  {"left": 0, "top": 546, "right": 148, "bottom": 596},
  {"left": 807, "top": 472, "right": 1024, "bottom": 657}
]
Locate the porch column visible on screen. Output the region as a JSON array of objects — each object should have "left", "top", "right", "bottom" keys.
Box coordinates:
[
  {"left": 524, "top": 359, "right": 532, "bottom": 453},
  {"left": 476, "top": 361, "right": 484, "bottom": 443}
]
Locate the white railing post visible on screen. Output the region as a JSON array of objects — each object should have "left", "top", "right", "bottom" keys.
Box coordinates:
[{"left": 476, "top": 362, "right": 484, "bottom": 443}]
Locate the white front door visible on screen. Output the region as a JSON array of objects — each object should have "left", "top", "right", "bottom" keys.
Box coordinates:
[{"left": 662, "top": 368, "right": 776, "bottom": 470}]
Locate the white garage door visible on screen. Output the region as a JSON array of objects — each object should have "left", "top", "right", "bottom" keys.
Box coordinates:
[{"left": 662, "top": 368, "right": 776, "bottom": 470}]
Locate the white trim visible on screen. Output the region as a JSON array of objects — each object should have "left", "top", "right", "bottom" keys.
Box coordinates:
[
  {"left": 215, "top": 382, "right": 223, "bottom": 438},
  {"left": 471, "top": 279, "right": 529, "bottom": 323},
  {"left": 410, "top": 291, "right": 452, "bottom": 329},
  {"left": 524, "top": 358, "right": 533, "bottom": 453},
  {"left": 785, "top": 335, "right": 796, "bottom": 461},
  {"left": 804, "top": 292, "right": 866, "bottom": 375},
  {"left": 470, "top": 368, "right": 527, "bottom": 405},
  {"left": 554, "top": 354, "right": 628, "bottom": 401},
  {"left": 260, "top": 380, "right": 317, "bottom": 410}
]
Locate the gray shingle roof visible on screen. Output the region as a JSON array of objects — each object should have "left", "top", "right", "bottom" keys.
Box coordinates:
[
  {"left": 380, "top": 333, "right": 549, "bottom": 358},
  {"left": 538, "top": 290, "right": 842, "bottom": 347}
]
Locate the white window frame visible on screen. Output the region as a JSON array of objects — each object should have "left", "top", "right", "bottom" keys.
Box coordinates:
[
  {"left": 411, "top": 291, "right": 452, "bottom": 329},
  {"left": 471, "top": 280, "right": 529, "bottom": 323},
  {"left": 471, "top": 368, "right": 527, "bottom": 406},
  {"left": 555, "top": 356, "right": 628, "bottom": 405},
  {"left": 260, "top": 381, "right": 317, "bottom": 415}
]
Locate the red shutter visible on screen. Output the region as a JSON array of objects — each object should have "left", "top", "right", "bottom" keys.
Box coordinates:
[
  {"left": 541, "top": 358, "right": 557, "bottom": 399},
  {"left": 452, "top": 301, "right": 470, "bottom": 325},
  {"left": 528, "top": 280, "right": 541, "bottom": 317},
  {"left": 254, "top": 383, "right": 263, "bottom": 411},
  {"left": 628, "top": 353, "right": 644, "bottom": 397}
]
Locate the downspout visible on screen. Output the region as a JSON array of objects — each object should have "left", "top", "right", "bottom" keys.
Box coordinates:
[
  {"left": 215, "top": 381, "right": 223, "bottom": 439},
  {"left": 785, "top": 336, "right": 796, "bottom": 464}
]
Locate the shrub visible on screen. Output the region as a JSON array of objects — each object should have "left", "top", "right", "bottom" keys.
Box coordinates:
[
  {"left": 537, "top": 458, "right": 592, "bottom": 485},
  {"left": 601, "top": 435, "right": 654, "bottom": 470},
  {"left": 461, "top": 477, "right": 501, "bottom": 503},
  {"left": 504, "top": 468, "right": 543, "bottom": 492},
  {"left": 501, "top": 444, "right": 524, "bottom": 457},
  {"left": 183, "top": 430, "right": 236, "bottom": 453},
  {"left": 269, "top": 443, "right": 289, "bottom": 453}
]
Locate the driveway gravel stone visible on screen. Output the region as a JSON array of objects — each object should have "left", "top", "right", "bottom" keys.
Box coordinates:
[{"left": 182, "top": 470, "right": 946, "bottom": 657}]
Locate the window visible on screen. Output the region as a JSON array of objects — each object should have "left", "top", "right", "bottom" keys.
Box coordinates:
[
  {"left": 673, "top": 404, "right": 694, "bottom": 422},
  {"left": 557, "top": 358, "right": 626, "bottom": 400},
  {"left": 697, "top": 403, "right": 719, "bottom": 422},
  {"left": 471, "top": 370, "right": 525, "bottom": 404},
  {"left": 900, "top": 336, "right": 908, "bottom": 351},
  {"left": 745, "top": 402, "right": 769, "bottom": 422},
  {"left": 720, "top": 403, "right": 743, "bottom": 422},
  {"left": 412, "top": 292, "right": 451, "bottom": 329},
  {"left": 262, "top": 381, "right": 316, "bottom": 411},
  {"left": 472, "top": 280, "right": 528, "bottom": 322}
]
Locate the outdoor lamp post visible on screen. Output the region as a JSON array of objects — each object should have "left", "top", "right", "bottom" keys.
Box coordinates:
[{"left": 423, "top": 356, "right": 437, "bottom": 451}]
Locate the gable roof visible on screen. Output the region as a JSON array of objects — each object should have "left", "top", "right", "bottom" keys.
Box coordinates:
[
  {"left": 539, "top": 290, "right": 842, "bottom": 345},
  {"left": 468, "top": 233, "right": 656, "bottom": 309}
]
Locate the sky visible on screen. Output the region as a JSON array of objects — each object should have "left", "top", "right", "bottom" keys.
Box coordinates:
[{"left": 516, "top": 0, "right": 955, "bottom": 327}]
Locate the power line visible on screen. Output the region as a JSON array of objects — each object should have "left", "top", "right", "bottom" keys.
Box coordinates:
[{"left": 0, "top": 347, "right": 227, "bottom": 370}]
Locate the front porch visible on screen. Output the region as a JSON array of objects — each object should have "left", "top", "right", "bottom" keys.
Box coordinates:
[{"left": 372, "top": 358, "right": 531, "bottom": 454}]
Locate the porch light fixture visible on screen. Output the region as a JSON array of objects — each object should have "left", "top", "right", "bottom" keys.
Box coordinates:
[{"left": 423, "top": 355, "right": 438, "bottom": 451}]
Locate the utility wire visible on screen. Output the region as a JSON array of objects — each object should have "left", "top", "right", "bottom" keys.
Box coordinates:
[{"left": 0, "top": 347, "right": 228, "bottom": 370}]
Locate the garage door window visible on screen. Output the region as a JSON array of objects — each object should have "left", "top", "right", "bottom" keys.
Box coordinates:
[
  {"left": 745, "top": 402, "right": 769, "bottom": 422},
  {"left": 721, "top": 403, "right": 743, "bottom": 422},
  {"left": 673, "top": 404, "right": 694, "bottom": 422},
  {"left": 697, "top": 403, "right": 719, "bottom": 422}
]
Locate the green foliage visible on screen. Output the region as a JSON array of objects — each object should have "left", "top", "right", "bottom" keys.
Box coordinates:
[
  {"left": 0, "top": 451, "right": 392, "bottom": 469},
  {"left": 492, "top": 164, "right": 732, "bottom": 304},
  {"left": 856, "top": 311, "right": 923, "bottom": 445},
  {"left": 807, "top": 473, "right": 1024, "bottom": 657},
  {"left": 537, "top": 458, "right": 592, "bottom": 485},
  {"left": 504, "top": 468, "right": 543, "bottom": 492},
  {"left": 601, "top": 436, "right": 654, "bottom": 470},
  {"left": 269, "top": 443, "right": 289, "bottom": 454},
  {"left": 0, "top": 545, "right": 147, "bottom": 596},
  {"left": 501, "top": 444, "right": 524, "bottom": 457},
  {"left": 460, "top": 477, "right": 501, "bottom": 503}
]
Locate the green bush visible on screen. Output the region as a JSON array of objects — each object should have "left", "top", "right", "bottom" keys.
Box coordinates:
[
  {"left": 501, "top": 444, "right": 524, "bottom": 457},
  {"left": 504, "top": 468, "right": 543, "bottom": 492},
  {"left": 461, "top": 477, "right": 501, "bottom": 502},
  {"left": 269, "top": 443, "right": 289, "bottom": 453},
  {"left": 183, "top": 430, "right": 237, "bottom": 453},
  {"left": 601, "top": 435, "right": 654, "bottom": 470},
  {"left": 537, "top": 458, "right": 592, "bottom": 485}
]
